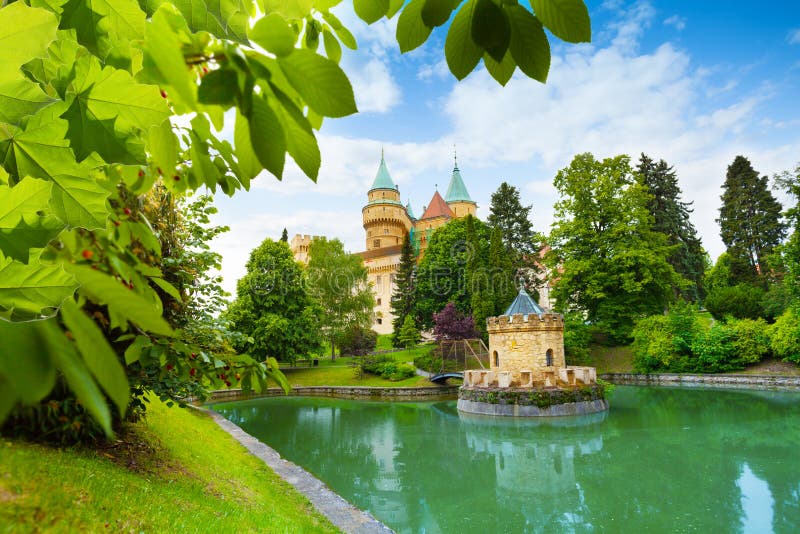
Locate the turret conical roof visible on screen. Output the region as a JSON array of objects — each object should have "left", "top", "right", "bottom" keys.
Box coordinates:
[
  {"left": 445, "top": 163, "right": 474, "bottom": 203},
  {"left": 503, "top": 285, "right": 545, "bottom": 316},
  {"left": 370, "top": 153, "right": 396, "bottom": 191}
]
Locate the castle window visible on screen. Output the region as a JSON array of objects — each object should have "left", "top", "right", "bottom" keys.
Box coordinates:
[
  {"left": 493, "top": 351, "right": 499, "bottom": 368},
  {"left": 376, "top": 298, "right": 382, "bottom": 306},
  {"left": 546, "top": 349, "right": 553, "bottom": 367},
  {"left": 376, "top": 275, "right": 382, "bottom": 291},
  {"left": 373, "top": 239, "right": 380, "bottom": 248},
  {"left": 384, "top": 228, "right": 389, "bottom": 234},
  {"left": 377, "top": 318, "right": 383, "bottom": 325}
]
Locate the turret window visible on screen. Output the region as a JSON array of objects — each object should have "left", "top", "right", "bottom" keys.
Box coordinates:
[
  {"left": 546, "top": 349, "right": 553, "bottom": 367},
  {"left": 373, "top": 239, "right": 380, "bottom": 248}
]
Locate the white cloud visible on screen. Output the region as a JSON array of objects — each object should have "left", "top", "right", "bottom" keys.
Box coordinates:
[
  {"left": 418, "top": 59, "right": 450, "bottom": 82},
  {"left": 788, "top": 29, "right": 800, "bottom": 44},
  {"left": 345, "top": 57, "right": 402, "bottom": 113},
  {"left": 664, "top": 15, "right": 687, "bottom": 31}
]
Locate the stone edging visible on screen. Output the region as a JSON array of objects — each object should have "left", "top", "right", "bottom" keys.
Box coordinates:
[
  {"left": 600, "top": 373, "right": 800, "bottom": 390},
  {"left": 457, "top": 398, "right": 609, "bottom": 417},
  {"left": 199, "top": 406, "right": 394, "bottom": 534},
  {"left": 205, "top": 385, "right": 458, "bottom": 403}
]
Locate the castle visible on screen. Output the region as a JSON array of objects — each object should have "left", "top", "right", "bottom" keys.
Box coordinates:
[{"left": 356, "top": 154, "right": 477, "bottom": 334}]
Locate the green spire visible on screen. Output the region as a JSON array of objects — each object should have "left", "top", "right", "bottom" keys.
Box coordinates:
[
  {"left": 445, "top": 161, "right": 474, "bottom": 203},
  {"left": 369, "top": 150, "right": 396, "bottom": 191},
  {"left": 405, "top": 200, "right": 416, "bottom": 219}
]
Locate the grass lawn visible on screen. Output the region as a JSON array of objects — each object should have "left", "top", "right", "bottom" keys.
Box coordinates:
[
  {"left": 0, "top": 398, "right": 337, "bottom": 533},
  {"left": 282, "top": 366, "right": 431, "bottom": 388},
  {"left": 576, "top": 345, "right": 635, "bottom": 374}
]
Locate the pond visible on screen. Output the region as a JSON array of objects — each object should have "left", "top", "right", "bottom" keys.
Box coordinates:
[{"left": 213, "top": 386, "right": 800, "bottom": 533}]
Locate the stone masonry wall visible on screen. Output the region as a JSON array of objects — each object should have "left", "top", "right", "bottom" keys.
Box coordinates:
[{"left": 487, "top": 313, "right": 565, "bottom": 384}]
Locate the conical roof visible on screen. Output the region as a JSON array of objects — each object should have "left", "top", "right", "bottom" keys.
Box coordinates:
[
  {"left": 420, "top": 190, "right": 454, "bottom": 220},
  {"left": 445, "top": 164, "right": 474, "bottom": 203},
  {"left": 503, "top": 285, "right": 545, "bottom": 316},
  {"left": 370, "top": 153, "right": 396, "bottom": 191},
  {"left": 405, "top": 200, "right": 416, "bottom": 220}
]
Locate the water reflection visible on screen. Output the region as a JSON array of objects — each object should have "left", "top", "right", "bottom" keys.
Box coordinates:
[{"left": 214, "top": 387, "right": 800, "bottom": 533}]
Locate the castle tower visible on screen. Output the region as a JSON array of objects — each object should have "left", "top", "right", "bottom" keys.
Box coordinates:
[
  {"left": 486, "top": 285, "right": 566, "bottom": 385},
  {"left": 362, "top": 153, "right": 412, "bottom": 251},
  {"left": 444, "top": 161, "right": 477, "bottom": 218}
]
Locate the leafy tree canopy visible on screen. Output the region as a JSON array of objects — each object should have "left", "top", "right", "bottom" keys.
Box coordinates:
[{"left": 548, "top": 153, "right": 684, "bottom": 343}]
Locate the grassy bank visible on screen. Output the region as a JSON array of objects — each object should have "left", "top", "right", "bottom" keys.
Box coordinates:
[{"left": 0, "top": 398, "right": 336, "bottom": 533}]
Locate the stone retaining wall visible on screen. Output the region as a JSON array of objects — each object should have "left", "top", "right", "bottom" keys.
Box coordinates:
[
  {"left": 205, "top": 385, "right": 458, "bottom": 403},
  {"left": 457, "top": 384, "right": 607, "bottom": 417},
  {"left": 600, "top": 373, "right": 800, "bottom": 390}
]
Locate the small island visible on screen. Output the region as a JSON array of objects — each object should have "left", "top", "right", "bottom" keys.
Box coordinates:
[{"left": 459, "top": 286, "right": 608, "bottom": 417}]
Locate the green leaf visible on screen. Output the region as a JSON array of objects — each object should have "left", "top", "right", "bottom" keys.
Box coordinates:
[
  {"left": 273, "top": 89, "right": 320, "bottom": 180},
  {"left": 445, "top": 0, "right": 482, "bottom": 80},
  {"left": 396, "top": 0, "right": 432, "bottom": 53},
  {"left": 61, "top": 0, "right": 146, "bottom": 71},
  {"left": 198, "top": 69, "right": 239, "bottom": 106},
  {"left": 483, "top": 50, "right": 516, "bottom": 86},
  {"left": 147, "top": 119, "right": 178, "bottom": 181},
  {"left": 0, "top": 168, "right": 8, "bottom": 186},
  {"left": 69, "top": 265, "right": 173, "bottom": 336},
  {"left": 506, "top": 5, "right": 550, "bottom": 83},
  {"left": 0, "top": 255, "right": 77, "bottom": 321},
  {"left": 421, "top": 0, "right": 458, "bottom": 28},
  {"left": 250, "top": 12, "right": 297, "bottom": 56},
  {"left": 248, "top": 96, "right": 286, "bottom": 179},
  {"left": 63, "top": 54, "right": 170, "bottom": 164},
  {"left": 149, "top": 276, "right": 182, "bottom": 300},
  {"left": 61, "top": 298, "right": 130, "bottom": 417},
  {"left": 531, "top": 0, "right": 591, "bottom": 43},
  {"left": 472, "top": 0, "right": 511, "bottom": 62},
  {"left": 387, "top": 0, "right": 404, "bottom": 18},
  {"left": 322, "top": 28, "right": 342, "bottom": 63},
  {"left": 0, "top": 319, "right": 56, "bottom": 404},
  {"left": 0, "top": 76, "right": 56, "bottom": 127},
  {"left": 278, "top": 49, "right": 356, "bottom": 117},
  {"left": 42, "top": 320, "right": 113, "bottom": 436},
  {"left": 142, "top": 0, "right": 251, "bottom": 43},
  {"left": 233, "top": 110, "right": 262, "bottom": 183},
  {"left": 321, "top": 11, "right": 357, "bottom": 49},
  {"left": 124, "top": 335, "right": 150, "bottom": 365},
  {"left": 261, "top": 0, "right": 312, "bottom": 20},
  {"left": 0, "top": 2, "right": 58, "bottom": 76},
  {"left": 0, "top": 177, "right": 64, "bottom": 263},
  {"left": 354, "top": 0, "right": 389, "bottom": 24},
  {"left": 142, "top": 5, "right": 197, "bottom": 108}
]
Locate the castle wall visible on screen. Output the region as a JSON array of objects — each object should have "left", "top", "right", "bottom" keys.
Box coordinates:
[
  {"left": 363, "top": 252, "right": 402, "bottom": 335},
  {"left": 487, "top": 314, "right": 566, "bottom": 384}
]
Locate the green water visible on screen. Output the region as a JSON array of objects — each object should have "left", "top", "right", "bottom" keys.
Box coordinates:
[{"left": 213, "top": 386, "right": 800, "bottom": 533}]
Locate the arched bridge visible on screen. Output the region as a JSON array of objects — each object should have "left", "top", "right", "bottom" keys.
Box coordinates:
[{"left": 430, "top": 372, "right": 464, "bottom": 384}]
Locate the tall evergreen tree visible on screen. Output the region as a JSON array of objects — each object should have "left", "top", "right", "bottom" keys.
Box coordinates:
[
  {"left": 637, "top": 154, "right": 706, "bottom": 301},
  {"left": 280, "top": 228, "right": 288, "bottom": 242},
  {"left": 390, "top": 233, "right": 417, "bottom": 346},
  {"left": 717, "top": 156, "right": 786, "bottom": 284},
  {"left": 488, "top": 226, "right": 517, "bottom": 315},
  {"left": 487, "top": 182, "right": 537, "bottom": 257}
]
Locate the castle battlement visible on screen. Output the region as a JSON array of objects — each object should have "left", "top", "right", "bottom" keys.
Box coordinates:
[{"left": 486, "top": 313, "right": 564, "bottom": 331}]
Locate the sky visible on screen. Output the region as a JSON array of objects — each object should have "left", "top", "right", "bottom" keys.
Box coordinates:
[{"left": 211, "top": 0, "right": 800, "bottom": 296}]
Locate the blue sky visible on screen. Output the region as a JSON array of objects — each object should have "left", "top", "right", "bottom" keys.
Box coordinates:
[{"left": 212, "top": 0, "right": 800, "bottom": 295}]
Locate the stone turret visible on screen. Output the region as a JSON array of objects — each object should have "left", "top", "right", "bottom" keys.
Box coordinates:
[{"left": 362, "top": 153, "right": 413, "bottom": 251}]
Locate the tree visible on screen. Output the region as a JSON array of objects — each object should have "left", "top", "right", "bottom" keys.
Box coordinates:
[
  {"left": 548, "top": 153, "right": 683, "bottom": 343},
  {"left": 227, "top": 239, "right": 322, "bottom": 365},
  {"left": 415, "top": 216, "right": 491, "bottom": 328},
  {"left": 433, "top": 303, "right": 477, "bottom": 341},
  {"left": 775, "top": 162, "right": 800, "bottom": 302},
  {"left": 397, "top": 315, "right": 421, "bottom": 349},
  {"left": 390, "top": 234, "right": 417, "bottom": 347},
  {"left": 636, "top": 154, "right": 706, "bottom": 301},
  {"left": 306, "top": 237, "right": 374, "bottom": 359},
  {"left": 280, "top": 228, "right": 288, "bottom": 242},
  {"left": 0, "top": 0, "right": 592, "bottom": 434},
  {"left": 717, "top": 156, "right": 786, "bottom": 284},
  {"left": 487, "top": 182, "right": 538, "bottom": 259}
]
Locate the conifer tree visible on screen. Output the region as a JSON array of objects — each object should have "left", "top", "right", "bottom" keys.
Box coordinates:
[
  {"left": 488, "top": 227, "right": 517, "bottom": 314},
  {"left": 280, "top": 228, "right": 289, "bottom": 242},
  {"left": 390, "top": 233, "right": 417, "bottom": 346},
  {"left": 397, "top": 315, "right": 421, "bottom": 349},
  {"left": 487, "top": 182, "right": 537, "bottom": 258},
  {"left": 717, "top": 156, "right": 786, "bottom": 284},
  {"left": 637, "top": 154, "right": 706, "bottom": 300}
]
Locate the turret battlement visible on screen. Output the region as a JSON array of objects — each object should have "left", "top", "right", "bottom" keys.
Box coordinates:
[{"left": 486, "top": 313, "right": 564, "bottom": 332}]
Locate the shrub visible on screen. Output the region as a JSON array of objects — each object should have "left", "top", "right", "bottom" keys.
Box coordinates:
[
  {"left": 691, "top": 324, "right": 737, "bottom": 372},
  {"left": 432, "top": 302, "right": 477, "bottom": 340},
  {"left": 728, "top": 318, "right": 771, "bottom": 365},
  {"left": 361, "top": 354, "right": 416, "bottom": 381},
  {"left": 704, "top": 283, "right": 766, "bottom": 321},
  {"left": 632, "top": 315, "right": 679, "bottom": 372},
  {"left": 396, "top": 315, "right": 421, "bottom": 349},
  {"left": 338, "top": 325, "right": 378, "bottom": 356},
  {"left": 769, "top": 309, "right": 800, "bottom": 363},
  {"left": 563, "top": 312, "right": 592, "bottom": 363}
]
